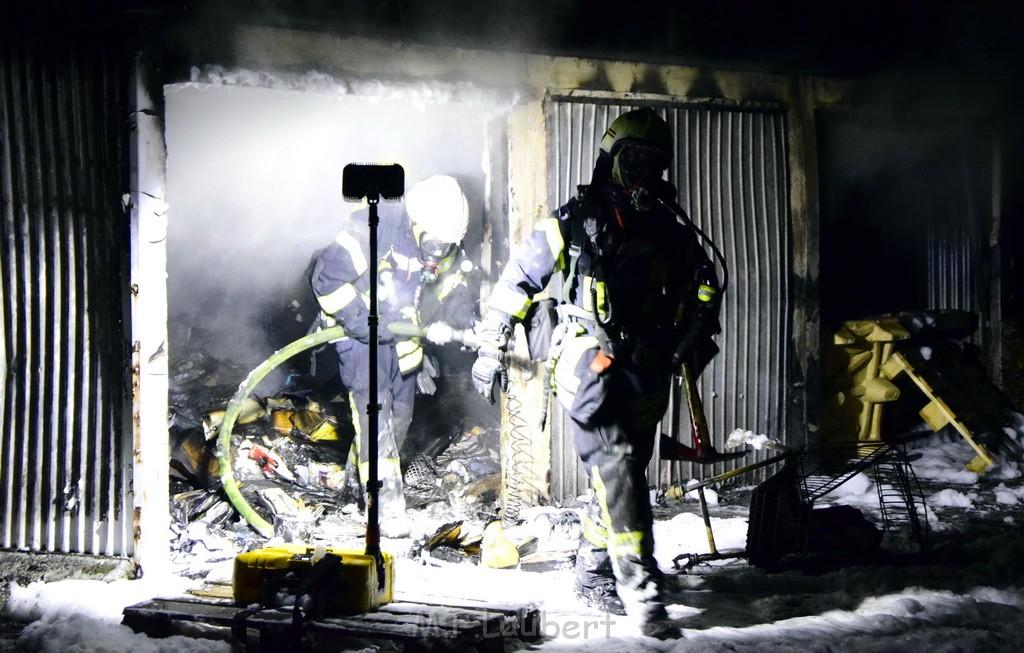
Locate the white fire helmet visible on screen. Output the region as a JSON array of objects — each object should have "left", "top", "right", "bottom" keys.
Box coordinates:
[{"left": 405, "top": 175, "right": 469, "bottom": 245}]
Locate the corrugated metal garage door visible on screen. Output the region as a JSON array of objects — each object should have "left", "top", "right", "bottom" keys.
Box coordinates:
[
  {"left": 0, "top": 39, "right": 132, "bottom": 555},
  {"left": 546, "top": 95, "right": 791, "bottom": 502}
]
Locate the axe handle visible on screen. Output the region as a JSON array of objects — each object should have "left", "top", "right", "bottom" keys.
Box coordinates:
[{"left": 681, "top": 362, "right": 713, "bottom": 450}]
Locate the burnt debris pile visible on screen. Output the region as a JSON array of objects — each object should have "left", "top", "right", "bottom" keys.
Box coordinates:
[{"left": 166, "top": 342, "right": 507, "bottom": 575}]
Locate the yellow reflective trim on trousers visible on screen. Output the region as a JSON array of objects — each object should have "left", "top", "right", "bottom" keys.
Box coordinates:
[
  {"left": 348, "top": 394, "right": 406, "bottom": 476},
  {"left": 334, "top": 230, "right": 368, "bottom": 274},
  {"left": 358, "top": 458, "right": 402, "bottom": 482},
  {"left": 591, "top": 466, "right": 644, "bottom": 558},
  {"left": 348, "top": 391, "right": 363, "bottom": 469},
  {"left": 488, "top": 285, "right": 531, "bottom": 320},
  {"left": 538, "top": 217, "right": 566, "bottom": 271},
  {"left": 317, "top": 283, "right": 358, "bottom": 315},
  {"left": 582, "top": 515, "right": 608, "bottom": 547},
  {"left": 607, "top": 530, "right": 644, "bottom": 558},
  {"left": 591, "top": 465, "right": 614, "bottom": 537}
]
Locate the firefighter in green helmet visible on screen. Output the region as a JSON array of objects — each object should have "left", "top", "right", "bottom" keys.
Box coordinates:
[{"left": 472, "top": 107, "right": 721, "bottom": 638}]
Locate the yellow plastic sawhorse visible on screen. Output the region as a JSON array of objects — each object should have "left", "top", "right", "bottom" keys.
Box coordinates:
[{"left": 880, "top": 350, "right": 994, "bottom": 474}]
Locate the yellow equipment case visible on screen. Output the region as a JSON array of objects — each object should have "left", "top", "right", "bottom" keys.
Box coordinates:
[{"left": 233, "top": 544, "right": 394, "bottom": 615}]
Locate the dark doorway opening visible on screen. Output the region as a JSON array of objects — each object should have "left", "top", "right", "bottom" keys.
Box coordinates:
[
  {"left": 817, "top": 108, "right": 994, "bottom": 334},
  {"left": 162, "top": 81, "right": 505, "bottom": 512}
]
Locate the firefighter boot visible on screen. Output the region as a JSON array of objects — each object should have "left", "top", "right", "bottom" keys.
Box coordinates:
[
  {"left": 342, "top": 458, "right": 364, "bottom": 510},
  {"left": 636, "top": 599, "right": 675, "bottom": 639},
  {"left": 378, "top": 476, "right": 410, "bottom": 538},
  {"left": 573, "top": 540, "right": 626, "bottom": 615},
  {"left": 614, "top": 552, "right": 677, "bottom": 639}
]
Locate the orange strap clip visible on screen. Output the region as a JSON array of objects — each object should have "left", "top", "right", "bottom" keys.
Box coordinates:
[{"left": 590, "top": 349, "right": 614, "bottom": 374}]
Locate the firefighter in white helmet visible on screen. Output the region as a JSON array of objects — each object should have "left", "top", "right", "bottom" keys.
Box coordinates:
[
  {"left": 404, "top": 175, "right": 476, "bottom": 331},
  {"left": 308, "top": 197, "right": 421, "bottom": 537},
  {"left": 402, "top": 175, "right": 480, "bottom": 473},
  {"left": 309, "top": 174, "right": 479, "bottom": 522}
]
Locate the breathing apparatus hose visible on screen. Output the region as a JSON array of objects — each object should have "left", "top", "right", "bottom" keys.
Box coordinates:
[
  {"left": 502, "top": 372, "right": 532, "bottom": 526},
  {"left": 216, "top": 325, "right": 349, "bottom": 539},
  {"left": 654, "top": 192, "right": 729, "bottom": 296}
]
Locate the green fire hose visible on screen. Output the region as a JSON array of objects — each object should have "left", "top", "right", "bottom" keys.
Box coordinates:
[{"left": 216, "top": 325, "right": 348, "bottom": 538}]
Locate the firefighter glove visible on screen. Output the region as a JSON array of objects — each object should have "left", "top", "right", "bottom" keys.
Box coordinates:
[
  {"left": 425, "top": 321, "right": 455, "bottom": 345},
  {"left": 670, "top": 323, "right": 702, "bottom": 372},
  {"left": 417, "top": 356, "right": 438, "bottom": 395},
  {"left": 475, "top": 311, "right": 511, "bottom": 350},
  {"left": 342, "top": 317, "right": 395, "bottom": 345},
  {"left": 472, "top": 350, "right": 505, "bottom": 403},
  {"left": 341, "top": 317, "right": 370, "bottom": 344},
  {"left": 377, "top": 325, "right": 396, "bottom": 345},
  {"left": 471, "top": 312, "right": 511, "bottom": 403}
]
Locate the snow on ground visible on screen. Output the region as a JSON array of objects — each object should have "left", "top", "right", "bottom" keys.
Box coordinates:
[{"left": 7, "top": 427, "right": 1024, "bottom": 652}]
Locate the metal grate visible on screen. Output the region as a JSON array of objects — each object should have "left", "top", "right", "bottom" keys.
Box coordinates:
[
  {"left": 746, "top": 442, "right": 928, "bottom": 568},
  {"left": 872, "top": 454, "right": 929, "bottom": 552},
  {"left": 790, "top": 442, "right": 893, "bottom": 502}
]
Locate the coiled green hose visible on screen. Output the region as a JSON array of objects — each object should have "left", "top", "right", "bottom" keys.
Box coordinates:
[{"left": 216, "top": 326, "right": 347, "bottom": 538}]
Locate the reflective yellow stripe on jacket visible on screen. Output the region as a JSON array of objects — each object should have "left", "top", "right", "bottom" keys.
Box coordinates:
[
  {"left": 317, "top": 284, "right": 358, "bottom": 315},
  {"left": 580, "top": 277, "right": 608, "bottom": 320},
  {"left": 335, "top": 230, "right": 368, "bottom": 274},
  {"left": 487, "top": 216, "right": 566, "bottom": 320},
  {"left": 315, "top": 229, "right": 369, "bottom": 317},
  {"left": 539, "top": 217, "right": 567, "bottom": 271},
  {"left": 437, "top": 269, "right": 466, "bottom": 302},
  {"left": 396, "top": 338, "right": 423, "bottom": 373}
]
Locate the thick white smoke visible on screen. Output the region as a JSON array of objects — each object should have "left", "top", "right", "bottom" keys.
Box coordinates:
[{"left": 164, "top": 73, "right": 508, "bottom": 371}]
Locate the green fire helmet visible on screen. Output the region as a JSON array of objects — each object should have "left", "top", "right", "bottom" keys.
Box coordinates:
[{"left": 599, "top": 107, "right": 673, "bottom": 157}]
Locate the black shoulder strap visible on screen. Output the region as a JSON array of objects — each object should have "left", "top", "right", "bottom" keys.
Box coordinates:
[{"left": 560, "top": 185, "right": 595, "bottom": 302}]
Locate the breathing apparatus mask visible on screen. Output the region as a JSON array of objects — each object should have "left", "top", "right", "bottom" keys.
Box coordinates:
[
  {"left": 613, "top": 142, "right": 671, "bottom": 211},
  {"left": 405, "top": 175, "right": 469, "bottom": 283},
  {"left": 418, "top": 232, "right": 457, "bottom": 284},
  {"left": 599, "top": 108, "right": 673, "bottom": 212}
]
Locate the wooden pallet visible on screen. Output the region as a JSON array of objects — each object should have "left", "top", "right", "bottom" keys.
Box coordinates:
[{"left": 122, "top": 595, "right": 539, "bottom": 652}]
